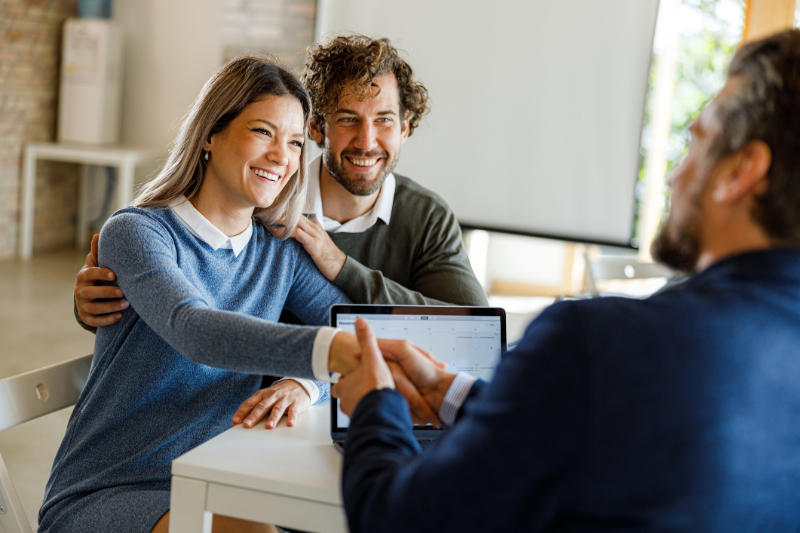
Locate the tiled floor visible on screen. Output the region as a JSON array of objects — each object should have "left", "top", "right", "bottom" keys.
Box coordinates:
[{"left": 0, "top": 249, "right": 96, "bottom": 531}]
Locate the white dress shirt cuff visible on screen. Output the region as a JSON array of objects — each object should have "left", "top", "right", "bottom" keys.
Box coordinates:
[
  {"left": 273, "top": 377, "right": 320, "bottom": 404},
  {"left": 312, "top": 327, "right": 340, "bottom": 381},
  {"left": 438, "top": 372, "right": 477, "bottom": 428}
]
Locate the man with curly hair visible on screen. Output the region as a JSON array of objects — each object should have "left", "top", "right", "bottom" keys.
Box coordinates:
[{"left": 290, "top": 34, "right": 487, "bottom": 308}]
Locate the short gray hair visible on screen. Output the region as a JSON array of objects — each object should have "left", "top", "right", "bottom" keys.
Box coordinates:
[{"left": 711, "top": 29, "right": 800, "bottom": 246}]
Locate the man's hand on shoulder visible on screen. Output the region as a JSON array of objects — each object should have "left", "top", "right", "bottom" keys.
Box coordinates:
[
  {"left": 75, "top": 234, "right": 128, "bottom": 328},
  {"left": 292, "top": 217, "right": 347, "bottom": 281}
]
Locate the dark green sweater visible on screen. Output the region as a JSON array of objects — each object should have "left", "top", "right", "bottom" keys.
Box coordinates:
[{"left": 329, "top": 174, "right": 488, "bottom": 307}]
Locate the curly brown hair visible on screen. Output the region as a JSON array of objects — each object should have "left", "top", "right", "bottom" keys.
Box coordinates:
[{"left": 302, "top": 34, "right": 429, "bottom": 146}]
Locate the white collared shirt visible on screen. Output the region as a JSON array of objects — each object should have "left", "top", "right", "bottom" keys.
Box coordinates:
[
  {"left": 304, "top": 155, "right": 395, "bottom": 232},
  {"left": 169, "top": 196, "right": 253, "bottom": 257},
  {"left": 438, "top": 372, "right": 478, "bottom": 427},
  {"left": 168, "top": 196, "right": 334, "bottom": 403}
]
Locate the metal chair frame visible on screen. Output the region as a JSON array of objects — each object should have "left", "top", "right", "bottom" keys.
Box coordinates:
[
  {"left": 584, "top": 252, "right": 674, "bottom": 298},
  {"left": 0, "top": 354, "right": 92, "bottom": 533}
]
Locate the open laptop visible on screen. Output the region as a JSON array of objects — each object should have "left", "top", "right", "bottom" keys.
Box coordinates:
[{"left": 330, "top": 304, "right": 507, "bottom": 452}]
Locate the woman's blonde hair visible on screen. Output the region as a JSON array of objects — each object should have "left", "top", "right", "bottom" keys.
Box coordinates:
[{"left": 135, "top": 53, "right": 312, "bottom": 239}]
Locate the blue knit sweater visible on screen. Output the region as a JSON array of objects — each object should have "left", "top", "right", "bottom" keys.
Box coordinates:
[{"left": 39, "top": 206, "right": 349, "bottom": 532}]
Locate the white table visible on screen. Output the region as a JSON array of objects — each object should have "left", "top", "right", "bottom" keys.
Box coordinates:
[
  {"left": 169, "top": 402, "right": 347, "bottom": 533},
  {"left": 19, "top": 141, "right": 161, "bottom": 259}
]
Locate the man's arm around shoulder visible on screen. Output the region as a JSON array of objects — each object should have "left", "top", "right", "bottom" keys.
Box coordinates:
[{"left": 74, "top": 234, "right": 129, "bottom": 332}]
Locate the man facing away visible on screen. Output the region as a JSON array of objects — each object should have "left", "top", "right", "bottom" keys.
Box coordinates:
[
  {"left": 72, "top": 35, "right": 488, "bottom": 425},
  {"left": 332, "top": 29, "right": 800, "bottom": 533}
]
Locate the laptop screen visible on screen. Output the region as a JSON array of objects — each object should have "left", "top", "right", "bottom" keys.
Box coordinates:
[{"left": 330, "top": 305, "right": 506, "bottom": 435}]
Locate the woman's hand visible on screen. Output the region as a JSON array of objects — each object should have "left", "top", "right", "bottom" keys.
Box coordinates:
[
  {"left": 232, "top": 380, "right": 312, "bottom": 429},
  {"left": 328, "top": 330, "right": 361, "bottom": 376}
]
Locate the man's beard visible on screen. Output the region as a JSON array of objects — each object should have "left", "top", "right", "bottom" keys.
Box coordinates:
[
  {"left": 651, "top": 214, "right": 702, "bottom": 274},
  {"left": 651, "top": 181, "right": 707, "bottom": 274},
  {"left": 322, "top": 147, "right": 400, "bottom": 197}
]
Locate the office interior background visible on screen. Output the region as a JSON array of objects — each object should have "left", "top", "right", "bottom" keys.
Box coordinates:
[{"left": 0, "top": 0, "right": 799, "bottom": 529}]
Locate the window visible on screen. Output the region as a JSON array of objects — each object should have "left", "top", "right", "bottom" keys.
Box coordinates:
[{"left": 635, "top": 0, "right": 745, "bottom": 253}]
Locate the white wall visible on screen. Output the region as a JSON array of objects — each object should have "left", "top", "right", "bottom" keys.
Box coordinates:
[
  {"left": 316, "top": 0, "right": 659, "bottom": 246},
  {"left": 113, "top": 0, "right": 223, "bottom": 151},
  {"left": 486, "top": 235, "right": 569, "bottom": 287}
]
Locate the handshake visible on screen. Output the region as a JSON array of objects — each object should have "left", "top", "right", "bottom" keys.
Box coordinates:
[{"left": 329, "top": 318, "right": 457, "bottom": 425}]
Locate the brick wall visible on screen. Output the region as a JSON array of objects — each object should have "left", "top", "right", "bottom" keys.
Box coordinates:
[
  {"left": 221, "top": 0, "right": 317, "bottom": 72},
  {"left": 0, "top": 0, "right": 317, "bottom": 260},
  {"left": 0, "top": 0, "right": 79, "bottom": 259}
]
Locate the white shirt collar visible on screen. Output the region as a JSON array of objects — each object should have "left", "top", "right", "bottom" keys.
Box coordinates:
[
  {"left": 169, "top": 196, "right": 253, "bottom": 257},
  {"left": 304, "top": 154, "right": 395, "bottom": 233}
]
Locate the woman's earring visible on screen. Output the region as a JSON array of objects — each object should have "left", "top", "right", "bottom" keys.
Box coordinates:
[{"left": 204, "top": 151, "right": 209, "bottom": 161}]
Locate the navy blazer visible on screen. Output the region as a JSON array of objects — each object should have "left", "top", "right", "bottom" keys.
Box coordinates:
[{"left": 342, "top": 250, "right": 800, "bottom": 532}]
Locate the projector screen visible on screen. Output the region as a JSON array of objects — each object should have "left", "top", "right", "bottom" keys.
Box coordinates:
[{"left": 315, "top": 0, "right": 660, "bottom": 247}]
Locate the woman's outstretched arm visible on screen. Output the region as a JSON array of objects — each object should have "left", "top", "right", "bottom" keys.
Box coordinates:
[{"left": 99, "top": 209, "right": 343, "bottom": 379}]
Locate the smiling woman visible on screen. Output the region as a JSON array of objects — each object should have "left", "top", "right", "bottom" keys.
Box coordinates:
[
  {"left": 135, "top": 54, "right": 311, "bottom": 238},
  {"left": 36, "top": 54, "right": 363, "bottom": 533},
  {"left": 195, "top": 94, "right": 307, "bottom": 236}
]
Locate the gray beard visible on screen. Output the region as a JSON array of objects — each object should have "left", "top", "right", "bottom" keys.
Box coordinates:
[
  {"left": 650, "top": 218, "right": 701, "bottom": 274},
  {"left": 651, "top": 162, "right": 716, "bottom": 274},
  {"left": 651, "top": 186, "right": 706, "bottom": 274}
]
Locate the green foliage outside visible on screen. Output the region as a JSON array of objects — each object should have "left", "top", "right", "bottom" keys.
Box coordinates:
[{"left": 632, "top": 0, "right": 745, "bottom": 247}]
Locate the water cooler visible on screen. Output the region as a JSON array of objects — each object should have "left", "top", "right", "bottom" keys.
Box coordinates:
[{"left": 57, "top": 17, "right": 123, "bottom": 144}]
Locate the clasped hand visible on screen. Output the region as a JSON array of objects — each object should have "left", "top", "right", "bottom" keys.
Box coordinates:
[
  {"left": 331, "top": 318, "right": 456, "bottom": 426},
  {"left": 233, "top": 323, "right": 452, "bottom": 429},
  {"left": 75, "top": 234, "right": 453, "bottom": 428}
]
